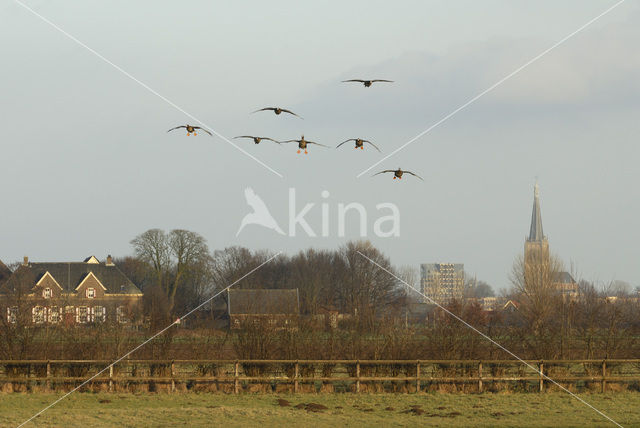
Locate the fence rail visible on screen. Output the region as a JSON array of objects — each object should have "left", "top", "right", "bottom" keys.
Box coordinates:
[{"left": 1, "top": 359, "right": 639, "bottom": 393}]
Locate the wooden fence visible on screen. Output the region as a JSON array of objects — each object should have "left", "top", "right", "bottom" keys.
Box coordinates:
[{"left": 1, "top": 359, "right": 640, "bottom": 393}]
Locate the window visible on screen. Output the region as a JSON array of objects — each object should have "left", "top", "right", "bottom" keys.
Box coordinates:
[
  {"left": 43, "top": 288, "right": 52, "bottom": 299},
  {"left": 116, "top": 306, "right": 128, "bottom": 324},
  {"left": 93, "top": 306, "right": 106, "bottom": 323},
  {"left": 64, "top": 306, "right": 74, "bottom": 324},
  {"left": 32, "top": 306, "right": 46, "bottom": 324},
  {"left": 76, "top": 306, "right": 89, "bottom": 323},
  {"left": 86, "top": 288, "right": 96, "bottom": 299},
  {"left": 7, "top": 307, "right": 18, "bottom": 324},
  {"left": 48, "top": 306, "right": 60, "bottom": 323}
]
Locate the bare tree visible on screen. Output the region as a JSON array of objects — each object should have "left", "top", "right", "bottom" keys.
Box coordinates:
[
  {"left": 337, "top": 241, "right": 398, "bottom": 327},
  {"left": 131, "top": 228, "right": 211, "bottom": 315},
  {"left": 509, "top": 252, "right": 566, "bottom": 358}
]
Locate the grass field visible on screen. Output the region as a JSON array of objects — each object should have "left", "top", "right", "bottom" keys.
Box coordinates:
[{"left": 0, "top": 392, "right": 637, "bottom": 427}]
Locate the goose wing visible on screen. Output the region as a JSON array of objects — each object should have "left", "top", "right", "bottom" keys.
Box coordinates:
[
  {"left": 371, "top": 79, "right": 393, "bottom": 83},
  {"left": 404, "top": 170, "right": 424, "bottom": 180},
  {"left": 307, "top": 141, "right": 329, "bottom": 148},
  {"left": 373, "top": 170, "right": 396, "bottom": 177},
  {"left": 234, "top": 136, "right": 255, "bottom": 139},
  {"left": 342, "top": 79, "right": 366, "bottom": 83},
  {"left": 251, "top": 107, "right": 276, "bottom": 113},
  {"left": 363, "top": 140, "right": 381, "bottom": 152},
  {"left": 336, "top": 139, "right": 356, "bottom": 148},
  {"left": 279, "top": 139, "right": 300, "bottom": 144},
  {"left": 167, "top": 125, "right": 187, "bottom": 132},
  {"left": 193, "top": 127, "right": 212, "bottom": 136},
  {"left": 280, "top": 108, "right": 303, "bottom": 119},
  {"left": 260, "top": 137, "right": 281, "bottom": 143}
]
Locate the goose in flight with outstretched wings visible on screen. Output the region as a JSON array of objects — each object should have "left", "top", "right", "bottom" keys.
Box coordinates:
[
  {"left": 373, "top": 168, "right": 423, "bottom": 180},
  {"left": 336, "top": 138, "right": 381, "bottom": 152},
  {"left": 281, "top": 135, "right": 329, "bottom": 154},
  {"left": 342, "top": 79, "right": 393, "bottom": 87},
  {"left": 167, "top": 124, "right": 212, "bottom": 136}
]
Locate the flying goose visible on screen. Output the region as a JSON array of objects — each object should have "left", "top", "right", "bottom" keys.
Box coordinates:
[
  {"left": 373, "top": 168, "right": 423, "bottom": 180},
  {"left": 281, "top": 135, "right": 328, "bottom": 154},
  {"left": 234, "top": 136, "right": 280, "bottom": 145},
  {"left": 252, "top": 107, "right": 302, "bottom": 119},
  {"left": 336, "top": 138, "right": 381, "bottom": 152},
  {"left": 342, "top": 79, "right": 393, "bottom": 87},
  {"left": 167, "top": 125, "right": 212, "bottom": 136}
]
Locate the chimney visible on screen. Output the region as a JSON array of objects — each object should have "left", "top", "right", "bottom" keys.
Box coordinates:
[
  {"left": 23, "top": 256, "right": 29, "bottom": 266},
  {"left": 106, "top": 255, "right": 114, "bottom": 266}
]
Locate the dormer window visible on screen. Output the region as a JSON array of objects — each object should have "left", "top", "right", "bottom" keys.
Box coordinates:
[
  {"left": 86, "top": 288, "right": 96, "bottom": 299},
  {"left": 43, "top": 288, "right": 52, "bottom": 299}
]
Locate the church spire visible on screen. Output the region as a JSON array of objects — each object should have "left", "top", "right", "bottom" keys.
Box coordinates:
[{"left": 528, "top": 182, "right": 544, "bottom": 241}]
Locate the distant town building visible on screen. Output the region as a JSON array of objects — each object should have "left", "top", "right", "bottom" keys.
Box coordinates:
[
  {"left": 420, "top": 263, "right": 465, "bottom": 304},
  {"left": 523, "top": 183, "right": 578, "bottom": 298},
  {"left": 525, "top": 183, "right": 550, "bottom": 272},
  {"left": 0, "top": 255, "right": 142, "bottom": 325}
]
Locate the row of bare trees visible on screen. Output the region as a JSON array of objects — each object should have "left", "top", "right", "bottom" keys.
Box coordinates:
[
  {"left": 121, "top": 229, "right": 404, "bottom": 325},
  {"left": 1, "top": 228, "right": 638, "bottom": 361}
]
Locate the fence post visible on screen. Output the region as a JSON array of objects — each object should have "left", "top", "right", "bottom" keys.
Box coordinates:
[
  {"left": 46, "top": 361, "right": 51, "bottom": 391},
  {"left": 356, "top": 360, "right": 360, "bottom": 393},
  {"left": 234, "top": 360, "right": 240, "bottom": 394},
  {"left": 539, "top": 361, "right": 544, "bottom": 393},
  {"left": 171, "top": 360, "right": 175, "bottom": 393},
  {"left": 294, "top": 360, "right": 299, "bottom": 393},
  {"left": 478, "top": 361, "right": 483, "bottom": 393},
  {"left": 416, "top": 361, "right": 420, "bottom": 393},
  {"left": 109, "top": 365, "right": 113, "bottom": 392},
  {"left": 602, "top": 360, "right": 606, "bottom": 393}
]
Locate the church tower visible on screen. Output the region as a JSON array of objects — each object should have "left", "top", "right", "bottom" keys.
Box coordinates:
[{"left": 524, "top": 183, "right": 550, "bottom": 272}]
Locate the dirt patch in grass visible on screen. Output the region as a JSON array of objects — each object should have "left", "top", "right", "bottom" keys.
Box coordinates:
[
  {"left": 276, "top": 399, "right": 291, "bottom": 407},
  {"left": 98, "top": 399, "right": 111, "bottom": 404},
  {"left": 294, "top": 402, "right": 328, "bottom": 412},
  {"left": 305, "top": 403, "right": 329, "bottom": 412},
  {"left": 384, "top": 406, "right": 395, "bottom": 411}
]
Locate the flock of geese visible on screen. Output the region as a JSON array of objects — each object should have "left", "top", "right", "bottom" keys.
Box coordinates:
[{"left": 167, "top": 79, "right": 423, "bottom": 180}]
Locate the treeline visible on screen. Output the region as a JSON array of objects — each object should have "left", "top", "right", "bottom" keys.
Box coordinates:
[
  {"left": 119, "top": 229, "right": 405, "bottom": 327},
  {"left": 2, "top": 228, "right": 640, "bottom": 361}
]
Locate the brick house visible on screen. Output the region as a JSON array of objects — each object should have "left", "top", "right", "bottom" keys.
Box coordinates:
[{"left": 0, "top": 255, "right": 142, "bottom": 325}]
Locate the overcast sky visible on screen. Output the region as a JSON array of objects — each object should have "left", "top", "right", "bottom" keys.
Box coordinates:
[{"left": 1, "top": 0, "right": 638, "bottom": 291}]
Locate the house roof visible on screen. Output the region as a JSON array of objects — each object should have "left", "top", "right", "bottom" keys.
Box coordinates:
[
  {"left": 5, "top": 259, "right": 141, "bottom": 295},
  {"left": 228, "top": 289, "right": 299, "bottom": 315}
]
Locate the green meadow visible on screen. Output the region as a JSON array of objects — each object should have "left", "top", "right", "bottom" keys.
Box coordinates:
[{"left": 1, "top": 392, "right": 637, "bottom": 427}]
